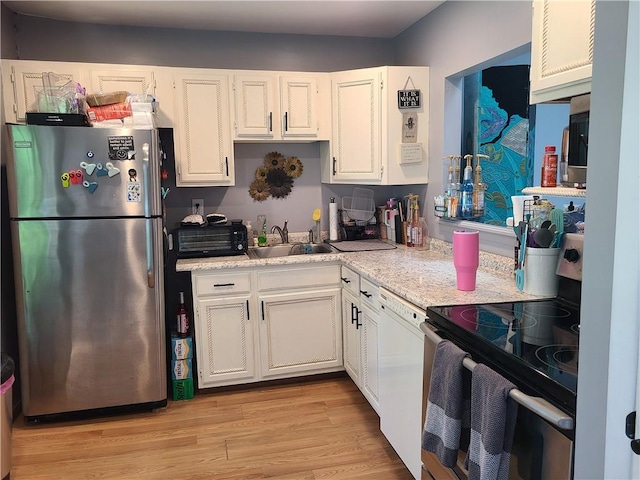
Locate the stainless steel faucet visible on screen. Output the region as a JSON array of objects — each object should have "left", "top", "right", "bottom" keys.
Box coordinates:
[{"left": 271, "top": 220, "right": 288, "bottom": 244}]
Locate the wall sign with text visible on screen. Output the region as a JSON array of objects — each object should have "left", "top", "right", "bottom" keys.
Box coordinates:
[{"left": 397, "top": 89, "right": 421, "bottom": 109}]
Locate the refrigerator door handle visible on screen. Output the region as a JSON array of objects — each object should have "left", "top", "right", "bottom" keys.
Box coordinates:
[{"left": 146, "top": 218, "right": 155, "bottom": 289}]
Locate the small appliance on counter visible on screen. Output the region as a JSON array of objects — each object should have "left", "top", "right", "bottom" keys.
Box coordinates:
[{"left": 175, "top": 220, "right": 248, "bottom": 258}]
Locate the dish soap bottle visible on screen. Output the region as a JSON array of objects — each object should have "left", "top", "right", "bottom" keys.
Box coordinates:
[
  {"left": 257, "top": 215, "right": 267, "bottom": 247},
  {"left": 460, "top": 154, "right": 474, "bottom": 218}
]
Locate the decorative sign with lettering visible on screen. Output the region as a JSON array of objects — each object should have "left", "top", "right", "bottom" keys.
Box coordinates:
[
  {"left": 108, "top": 136, "right": 135, "bottom": 160},
  {"left": 397, "top": 89, "right": 421, "bottom": 109}
]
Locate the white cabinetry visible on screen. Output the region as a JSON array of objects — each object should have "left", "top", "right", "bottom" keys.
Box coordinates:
[
  {"left": 322, "top": 65, "right": 429, "bottom": 185},
  {"left": 191, "top": 263, "right": 342, "bottom": 390},
  {"left": 88, "top": 67, "right": 155, "bottom": 97},
  {"left": 192, "top": 271, "right": 256, "bottom": 388},
  {"left": 232, "top": 72, "right": 329, "bottom": 141},
  {"left": 256, "top": 264, "right": 342, "bottom": 379},
  {"left": 1, "top": 60, "right": 83, "bottom": 123},
  {"left": 530, "top": 0, "right": 595, "bottom": 104},
  {"left": 172, "top": 70, "right": 234, "bottom": 186},
  {"left": 340, "top": 266, "right": 380, "bottom": 413}
]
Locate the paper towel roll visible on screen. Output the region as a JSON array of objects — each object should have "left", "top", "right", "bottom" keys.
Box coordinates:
[{"left": 329, "top": 198, "right": 339, "bottom": 241}]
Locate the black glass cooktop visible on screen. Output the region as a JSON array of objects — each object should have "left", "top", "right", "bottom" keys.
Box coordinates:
[{"left": 427, "top": 298, "right": 579, "bottom": 414}]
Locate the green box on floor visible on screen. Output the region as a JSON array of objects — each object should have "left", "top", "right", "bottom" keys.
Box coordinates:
[{"left": 172, "top": 378, "right": 194, "bottom": 401}]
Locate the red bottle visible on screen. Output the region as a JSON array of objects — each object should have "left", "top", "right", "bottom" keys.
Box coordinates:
[{"left": 176, "top": 291, "right": 190, "bottom": 337}]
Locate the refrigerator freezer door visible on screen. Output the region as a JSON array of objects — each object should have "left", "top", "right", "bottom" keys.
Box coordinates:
[
  {"left": 6, "top": 125, "right": 161, "bottom": 219},
  {"left": 12, "top": 217, "right": 166, "bottom": 417}
]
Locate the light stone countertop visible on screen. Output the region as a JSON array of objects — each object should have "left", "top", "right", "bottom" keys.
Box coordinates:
[{"left": 176, "top": 239, "right": 550, "bottom": 312}]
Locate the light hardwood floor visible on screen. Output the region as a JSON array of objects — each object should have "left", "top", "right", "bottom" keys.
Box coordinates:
[{"left": 10, "top": 374, "right": 414, "bottom": 479}]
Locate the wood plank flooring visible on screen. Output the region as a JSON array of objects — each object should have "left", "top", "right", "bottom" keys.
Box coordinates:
[{"left": 10, "top": 374, "right": 414, "bottom": 480}]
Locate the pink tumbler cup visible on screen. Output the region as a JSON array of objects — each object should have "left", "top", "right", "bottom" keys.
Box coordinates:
[{"left": 453, "top": 230, "right": 479, "bottom": 291}]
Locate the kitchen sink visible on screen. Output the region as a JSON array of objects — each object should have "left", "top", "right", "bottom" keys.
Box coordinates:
[{"left": 247, "top": 243, "right": 335, "bottom": 259}]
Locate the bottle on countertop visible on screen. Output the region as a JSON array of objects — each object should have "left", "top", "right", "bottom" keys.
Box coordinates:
[
  {"left": 176, "top": 291, "right": 190, "bottom": 338},
  {"left": 245, "top": 220, "right": 255, "bottom": 247},
  {"left": 472, "top": 153, "right": 489, "bottom": 217},
  {"left": 257, "top": 215, "right": 267, "bottom": 247},
  {"left": 460, "top": 154, "right": 474, "bottom": 218}
]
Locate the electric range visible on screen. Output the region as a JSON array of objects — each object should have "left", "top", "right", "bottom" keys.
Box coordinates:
[{"left": 426, "top": 233, "right": 584, "bottom": 416}]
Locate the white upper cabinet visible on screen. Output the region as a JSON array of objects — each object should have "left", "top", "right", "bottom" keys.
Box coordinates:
[
  {"left": 530, "top": 0, "right": 595, "bottom": 104},
  {"left": 232, "top": 72, "right": 329, "bottom": 141},
  {"left": 88, "top": 68, "right": 155, "bottom": 97},
  {"left": 322, "top": 66, "right": 429, "bottom": 185},
  {"left": 2, "top": 60, "right": 83, "bottom": 123},
  {"left": 233, "top": 74, "right": 275, "bottom": 138},
  {"left": 279, "top": 75, "right": 319, "bottom": 138},
  {"left": 327, "top": 67, "right": 382, "bottom": 182},
  {"left": 172, "top": 70, "right": 234, "bottom": 186}
]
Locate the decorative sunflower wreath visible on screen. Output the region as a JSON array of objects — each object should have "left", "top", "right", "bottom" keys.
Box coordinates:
[{"left": 249, "top": 152, "right": 303, "bottom": 201}]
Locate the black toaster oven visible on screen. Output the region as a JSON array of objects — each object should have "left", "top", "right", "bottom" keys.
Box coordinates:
[{"left": 176, "top": 222, "right": 248, "bottom": 258}]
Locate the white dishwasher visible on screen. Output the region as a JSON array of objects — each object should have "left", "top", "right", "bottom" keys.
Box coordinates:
[{"left": 378, "top": 288, "right": 426, "bottom": 480}]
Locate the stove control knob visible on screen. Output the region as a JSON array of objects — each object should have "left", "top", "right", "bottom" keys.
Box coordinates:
[{"left": 564, "top": 248, "right": 581, "bottom": 263}]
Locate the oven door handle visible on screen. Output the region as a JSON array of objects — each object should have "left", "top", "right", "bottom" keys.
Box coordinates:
[{"left": 420, "top": 322, "right": 574, "bottom": 431}]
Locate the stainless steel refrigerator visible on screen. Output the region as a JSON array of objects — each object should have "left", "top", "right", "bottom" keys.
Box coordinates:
[{"left": 6, "top": 124, "right": 167, "bottom": 421}]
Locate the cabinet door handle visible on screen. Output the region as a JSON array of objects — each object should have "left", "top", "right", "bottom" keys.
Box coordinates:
[
  {"left": 355, "top": 308, "right": 362, "bottom": 329},
  {"left": 332, "top": 157, "right": 337, "bottom": 175},
  {"left": 341, "top": 277, "right": 351, "bottom": 284},
  {"left": 350, "top": 302, "right": 356, "bottom": 324},
  {"left": 360, "top": 290, "right": 372, "bottom": 298},
  {"left": 261, "top": 301, "right": 265, "bottom": 321},
  {"left": 246, "top": 300, "right": 250, "bottom": 321},
  {"left": 284, "top": 112, "right": 288, "bottom": 132},
  {"left": 269, "top": 112, "right": 273, "bottom": 132},
  {"left": 213, "top": 283, "right": 235, "bottom": 287},
  {"left": 225, "top": 157, "right": 229, "bottom": 176}
]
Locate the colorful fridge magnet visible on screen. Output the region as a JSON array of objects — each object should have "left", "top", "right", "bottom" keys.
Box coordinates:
[
  {"left": 80, "top": 162, "right": 97, "bottom": 175},
  {"left": 69, "top": 170, "right": 83, "bottom": 185},
  {"left": 105, "top": 162, "right": 121, "bottom": 177},
  {"left": 82, "top": 180, "right": 98, "bottom": 194},
  {"left": 61, "top": 172, "right": 70, "bottom": 188},
  {"left": 127, "top": 181, "right": 141, "bottom": 202},
  {"left": 96, "top": 163, "right": 108, "bottom": 177}
]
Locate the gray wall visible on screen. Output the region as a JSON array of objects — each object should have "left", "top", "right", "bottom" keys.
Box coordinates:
[
  {"left": 1, "top": 3, "right": 17, "bottom": 59},
  {"left": 8, "top": 13, "right": 394, "bottom": 71},
  {"left": 393, "top": 1, "right": 533, "bottom": 252}
]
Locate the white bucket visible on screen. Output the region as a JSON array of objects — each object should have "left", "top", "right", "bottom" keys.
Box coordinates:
[{"left": 524, "top": 247, "right": 561, "bottom": 296}]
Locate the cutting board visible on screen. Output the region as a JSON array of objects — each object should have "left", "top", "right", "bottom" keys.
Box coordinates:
[{"left": 329, "top": 240, "right": 397, "bottom": 252}]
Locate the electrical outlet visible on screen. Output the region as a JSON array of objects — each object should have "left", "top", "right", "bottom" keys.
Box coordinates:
[{"left": 191, "top": 198, "right": 204, "bottom": 216}]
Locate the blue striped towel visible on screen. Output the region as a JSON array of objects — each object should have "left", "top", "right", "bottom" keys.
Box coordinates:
[
  {"left": 422, "top": 340, "right": 469, "bottom": 467},
  {"left": 466, "top": 364, "right": 518, "bottom": 480}
]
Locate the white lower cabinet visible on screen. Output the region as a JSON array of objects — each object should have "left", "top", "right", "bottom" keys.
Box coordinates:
[
  {"left": 195, "top": 294, "right": 255, "bottom": 387},
  {"left": 192, "top": 263, "right": 342, "bottom": 389},
  {"left": 341, "top": 266, "right": 380, "bottom": 413},
  {"left": 258, "top": 287, "right": 342, "bottom": 378},
  {"left": 192, "top": 271, "right": 255, "bottom": 388}
]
